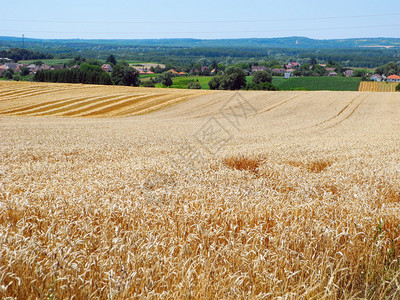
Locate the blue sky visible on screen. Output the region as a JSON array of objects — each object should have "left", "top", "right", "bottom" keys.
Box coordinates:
[{"left": 1, "top": 0, "right": 399, "bottom": 39}]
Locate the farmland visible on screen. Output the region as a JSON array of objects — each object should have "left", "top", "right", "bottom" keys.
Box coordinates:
[
  {"left": 359, "top": 81, "right": 399, "bottom": 92},
  {"left": 154, "top": 76, "right": 213, "bottom": 89},
  {"left": 151, "top": 75, "right": 362, "bottom": 91},
  {"left": 275, "top": 76, "right": 362, "bottom": 91},
  {"left": 1, "top": 81, "right": 400, "bottom": 298},
  {"left": 19, "top": 58, "right": 71, "bottom": 65},
  {"left": 0, "top": 82, "right": 211, "bottom": 117}
]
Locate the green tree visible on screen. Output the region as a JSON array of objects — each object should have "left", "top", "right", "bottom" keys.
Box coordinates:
[
  {"left": 187, "top": 81, "right": 201, "bottom": 89},
  {"left": 160, "top": 71, "right": 173, "bottom": 87},
  {"left": 19, "top": 67, "right": 30, "bottom": 76},
  {"left": 246, "top": 82, "right": 277, "bottom": 91},
  {"left": 252, "top": 71, "right": 272, "bottom": 85},
  {"left": 111, "top": 64, "right": 140, "bottom": 86},
  {"left": 396, "top": 83, "right": 400, "bottom": 92},
  {"left": 106, "top": 55, "right": 117, "bottom": 66},
  {"left": 85, "top": 59, "right": 102, "bottom": 66},
  {"left": 219, "top": 67, "right": 247, "bottom": 90},
  {"left": 208, "top": 76, "right": 220, "bottom": 90},
  {"left": 2, "top": 69, "right": 14, "bottom": 80},
  {"left": 154, "top": 65, "right": 163, "bottom": 73}
]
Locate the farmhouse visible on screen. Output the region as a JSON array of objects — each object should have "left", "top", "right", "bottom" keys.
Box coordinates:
[
  {"left": 4, "top": 63, "right": 20, "bottom": 72},
  {"left": 0, "top": 65, "right": 7, "bottom": 75},
  {"left": 370, "top": 74, "right": 383, "bottom": 82},
  {"left": 272, "top": 68, "right": 286, "bottom": 74},
  {"left": 169, "top": 69, "right": 179, "bottom": 75},
  {"left": 387, "top": 74, "right": 400, "bottom": 82},
  {"left": 343, "top": 70, "right": 354, "bottom": 77},
  {"left": 284, "top": 72, "right": 292, "bottom": 79},
  {"left": 101, "top": 64, "right": 113, "bottom": 72},
  {"left": 286, "top": 62, "right": 300, "bottom": 68},
  {"left": 251, "top": 66, "right": 268, "bottom": 73}
]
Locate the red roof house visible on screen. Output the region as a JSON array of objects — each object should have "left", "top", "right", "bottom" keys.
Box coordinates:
[{"left": 387, "top": 74, "right": 400, "bottom": 82}]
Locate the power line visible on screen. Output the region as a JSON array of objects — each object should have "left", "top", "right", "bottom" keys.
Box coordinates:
[{"left": 1, "top": 13, "right": 399, "bottom": 25}]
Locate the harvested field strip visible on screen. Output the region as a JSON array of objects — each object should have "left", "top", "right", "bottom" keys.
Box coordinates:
[
  {"left": 0, "top": 88, "right": 53, "bottom": 98},
  {"left": 11, "top": 96, "right": 104, "bottom": 115},
  {"left": 78, "top": 94, "right": 167, "bottom": 117},
  {"left": 0, "top": 87, "right": 82, "bottom": 101},
  {"left": 359, "top": 81, "right": 398, "bottom": 92},
  {"left": 37, "top": 94, "right": 147, "bottom": 116},
  {"left": 111, "top": 94, "right": 189, "bottom": 116},
  {"left": 125, "top": 95, "right": 190, "bottom": 116},
  {"left": 0, "top": 96, "right": 93, "bottom": 114},
  {"left": 0, "top": 82, "right": 214, "bottom": 117}
]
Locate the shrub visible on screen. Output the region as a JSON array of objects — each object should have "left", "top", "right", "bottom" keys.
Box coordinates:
[
  {"left": 396, "top": 83, "right": 400, "bottom": 92},
  {"left": 246, "top": 82, "right": 277, "bottom": 91},
  {"left": 187, "top": 82, "right": 201, "bottom": 89},
  {"left": 142, "top": 81, "right": 155, "bottom": 88}
]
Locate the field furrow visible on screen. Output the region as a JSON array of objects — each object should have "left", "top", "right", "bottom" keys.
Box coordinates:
[
  {"left": 78, "top": 94, "right": 166, "bottom": 117},
  {"left": 11, "top": 96, "right": 102, "bottom": 115},
  {"left": 33, "top": 95, "right": 133, "bottom": 116},
  {"left": 37, "top": 94, "right": 144, "bottom": 116},
  {"left": 109, "top": 94, "right": 192, "bottom": 117}
]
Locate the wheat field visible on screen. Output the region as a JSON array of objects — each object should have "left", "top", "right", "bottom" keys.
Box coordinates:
[
  {"left": 359, "top": 81, "right": 398, "bottom": 92},
  {"left": 1, "top": 82, "right": 400, "bottom": 299}
]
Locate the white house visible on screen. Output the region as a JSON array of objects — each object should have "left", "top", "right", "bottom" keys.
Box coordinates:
[{"left": 370, "top": 74, "right": 383, "bottom": 82}]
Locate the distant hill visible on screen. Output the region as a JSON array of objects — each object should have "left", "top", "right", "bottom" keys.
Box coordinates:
[
  {"left": 1, "top": 36, "right": 400, "bottom": 49},
  {"left": 1, "top": 36, "right": 399, "bottom": 68}
]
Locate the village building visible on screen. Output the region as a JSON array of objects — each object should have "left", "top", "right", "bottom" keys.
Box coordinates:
[
  {"left": 291, "top": 62, "right": 300, "bottom": 67},
  {"left": 387, "top": 74, "right": 400, "bottom": 82},
  {"left": 169, "top": 69, "right": 179, "bottom": 75},
  {"left": 328, "top": 72, "right": 338, "bottom": 77},
  {"left": 4, "top": 63, "right": 20, "bottom": 72},
  {"left": 251, "top": 66, "right": 268, "bottom": 73},
  {"left": 0, "top": 65, "right": 7, "bottom": 75},
  {"left": 271, "top": 68, "right": 286, "bottom": 74},
  {"left": 101, "top": 64, "right": 113, "bottom": 72},
  {"left": 370, "top": 74, "right": 383, "bottom": 82},
  {"left": 343, "top": 70, "right": 354, "bottom": 77},
  {"left": 284, "top": 72, "right": 292, "bottom": 79},
  {"left": 50, "top": 65, "right": 65, "bottom": 70}
]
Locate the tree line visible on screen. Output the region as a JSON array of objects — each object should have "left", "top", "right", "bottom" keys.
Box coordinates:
[
  {"left": 0, "top": 48, "right": 53, "bottom": 62},
  {"left": 34, "top": 61, "right": 140, "bottom": 86}
]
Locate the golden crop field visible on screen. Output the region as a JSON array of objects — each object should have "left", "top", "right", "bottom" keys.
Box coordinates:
[
  {"left": 359, "top": 81, "right": 399, "bottom": 92},
  {"left": 0, "top": 82, "right": 211, "bottom": 117},
  {"left": 1, "top": 82, "right": 400, "bottom": 299}
]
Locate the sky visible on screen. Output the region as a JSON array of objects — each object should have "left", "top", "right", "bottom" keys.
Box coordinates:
[{"left": 1, "top": 0, "right": 400, "bottom": 40}]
